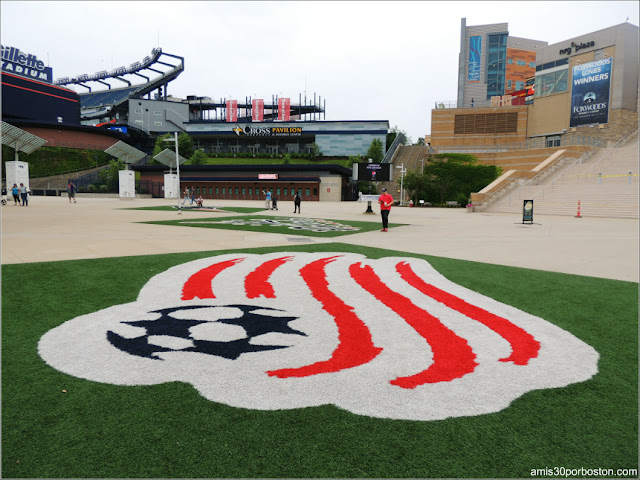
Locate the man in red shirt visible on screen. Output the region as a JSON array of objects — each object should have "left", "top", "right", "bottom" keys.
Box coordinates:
[{"left": 378, "top": 188, "right": 394, "bottom": 232}]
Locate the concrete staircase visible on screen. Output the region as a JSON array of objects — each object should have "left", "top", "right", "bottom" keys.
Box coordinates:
[{"left": 485, "top": 130, "right": 639, "bottom": 219}]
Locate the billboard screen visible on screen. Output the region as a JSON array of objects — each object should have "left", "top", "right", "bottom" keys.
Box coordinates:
[
  {"left": 352, "top": 163, "right": 392, "bottom": 182},
  {"left": 468, "top": 35, "right": 482, "bottom": 82},
  {"left": 570, "top": 58, "right": 612, "bottom": 127}
]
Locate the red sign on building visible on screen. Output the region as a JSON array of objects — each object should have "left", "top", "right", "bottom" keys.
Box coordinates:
[
  {"left": 278, "top": 97, "right": 290, "bottom": 121},
  {"left": 226, "top": 100, "right": 238, "bottom": 122},
  {"left": 252, "top": 99, "right": 264, "bottom": 122}
]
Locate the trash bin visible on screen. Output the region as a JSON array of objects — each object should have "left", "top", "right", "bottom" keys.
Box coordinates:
[{"left": 466, "top": 204, "right": 475, "bottom": 213}]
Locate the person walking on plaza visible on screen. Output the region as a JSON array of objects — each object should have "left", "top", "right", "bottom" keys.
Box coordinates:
[
  {"left": 19, "top": 183, "right": 28, "bottom": 206},
  {"left": 67, "top": 182, "right": 77, "bottom": 203},
  {"left": 182, "top": 187, "right": 190, "bottom": 205},
  {"left": 378, "top": 187, "right": 394, "bottom": 232},
  {"left": 263, "top": 189, "right": 272, "bottom": 210},
  {"left": 11, "top": 183, "right": 20, "bottom": 205},
  {"left": 190, "top": 187, "right": 196, "bottom": 205},
  {"left": 293, "top": 191, "right": 301, "bottom": 213}
]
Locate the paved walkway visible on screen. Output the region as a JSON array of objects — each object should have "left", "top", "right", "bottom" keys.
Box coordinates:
[{"left": 2, "top": 196, "right": 638, "bottom": 283}]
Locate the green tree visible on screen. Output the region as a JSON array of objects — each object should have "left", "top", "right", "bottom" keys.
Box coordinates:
[
  {"left": 189, "top": 149, "right": 208, "bottom": 165},
  {"left": 153, "top": 132, "right": 194, "bottom": 159},
  {"left": 386, "top": 125, "right": 410, "bottom": 148},
  {"left": 366, "top": 138, "right": 384, "bottom": 163},
  {"left": 98, "top": 159, "right": 126, "bottom": 192}
]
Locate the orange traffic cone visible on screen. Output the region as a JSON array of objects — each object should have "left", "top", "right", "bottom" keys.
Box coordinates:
[{"left": 575, "top": 200, "right": 582, "bottom": 218}]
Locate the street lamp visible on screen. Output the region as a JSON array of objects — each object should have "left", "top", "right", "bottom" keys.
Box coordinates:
[
  {"left": 164, "top": 132, "right": 182, "bottom": 214},
  {"left": 395, "top": 163, "right": 406, "bottom": 206}
]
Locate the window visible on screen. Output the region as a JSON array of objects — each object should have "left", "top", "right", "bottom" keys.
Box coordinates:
[
  {"left": 284, "top": 188, "right": 288, "bottom": 196},
  {"left": 516, "top": 81, "right": 524, "bottom": 90},
  {"left": 134, "top": 120, "right": 142, "bottom": 125},
  {"left": 534, "top": 69, "right": 568, "bottom": 97},
  {"left": 209, "top": 187, "right": 212, "bottom": 195},
  {"left": 235, "top": 187, "right": 239, "bottom": 195},
  {"left": 305, "top": 188, "right": 310, "bottom": 196},
  {"left": 242, "top": 187, "right": 246, "bottom": 195},
  {"left": 134, "top": 108, "right": 142, "bottom": 114},
  {"left": 529, "top": 62, "right": 536, "bottom": 68},
  {"left": 508, "top": 58, "right": 513, "bottom": 64},
  {"left": 154, "top": 111, "right": 162, "bottom": 115},
  {"left": 196, "top": 187, "right": 199, "bottom": 195},
  {"left": 215, "top": 187, "right": 219, "bottom": 195},
  {"left": 507, "top": 80, "right": 512, "bottom": 90},
  {"left": 248, "top": 188, "right": 252, "bottom": 196},
  {"left": 546, "top": 135, "right": 561, "bottom": 148},
  {"left": 222, "top": 187, "right": 226, "bottom": 195},
  {"left": 313, "top": 188, "right": 317, "bottom": 196},
  {"left": 154, "top": 121, "right": 162, "bottom": 126},
  {"left": 276, "top": 188, "right": 280, "bottom": 196}
]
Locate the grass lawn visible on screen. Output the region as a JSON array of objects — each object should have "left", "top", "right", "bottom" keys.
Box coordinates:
[
  {"left": 141, "top": 215, "right": 396, "bottom": 237},
  {"left": 2, "top": 243, "right": 637, "bottom": 478}
]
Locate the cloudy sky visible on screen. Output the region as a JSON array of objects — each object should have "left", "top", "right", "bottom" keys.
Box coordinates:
[{"left": 2, "top": 1, "right": 638, "bottom": 142}]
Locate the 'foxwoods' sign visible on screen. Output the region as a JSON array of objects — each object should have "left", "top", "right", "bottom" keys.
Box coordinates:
[
  {"left": 1, "top": 45, "right": 53, "bottom": 83},
  {"left": 570, "top": 57, "right": 612, "bottom": 127}
]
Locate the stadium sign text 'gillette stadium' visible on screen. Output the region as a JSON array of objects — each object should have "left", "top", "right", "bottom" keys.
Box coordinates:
[
  {"left": 1, "top": 45, "right": 53, "bottom": 83},
  {"left": 236, "top": 125, "right": 303, "bottom": 137}
]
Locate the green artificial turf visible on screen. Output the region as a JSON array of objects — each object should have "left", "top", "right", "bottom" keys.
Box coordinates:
[
  {"left": 2, "top": 243, "right": 638, "bottom": 478},
  {"left": 141, "top": 215, "right": 394, "bottom": 237}
]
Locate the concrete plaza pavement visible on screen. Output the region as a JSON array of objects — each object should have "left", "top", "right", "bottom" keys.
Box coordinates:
[{"left": 1, "top": 195, "right": 638, "bottom": 283}]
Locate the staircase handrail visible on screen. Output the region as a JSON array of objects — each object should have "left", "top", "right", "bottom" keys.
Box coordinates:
[
  {"left": 382, "top": 132, "right": 406, "bottom": 163},
  {"left": 573, "top": 127, "right": 638, "bottom": 178}
]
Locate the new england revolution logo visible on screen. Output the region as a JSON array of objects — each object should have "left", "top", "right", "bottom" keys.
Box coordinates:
[{"left": 38, "top": 253, "right": 599, "bottom": 421}]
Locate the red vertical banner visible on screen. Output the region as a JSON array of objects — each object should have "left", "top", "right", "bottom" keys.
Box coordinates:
[
  {"left": 252, "top": 99, "right": 264, "bottom": 122},
  {"left": 226, "top": 100, "right": 238, "bottom": 122},
  {"left": 278, "top": 97, "right": 290, "bottom": 121}
]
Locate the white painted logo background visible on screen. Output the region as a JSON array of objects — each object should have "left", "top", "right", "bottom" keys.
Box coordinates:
[{"left": 38, "top": 253, "right": 599, "bottom": 421}]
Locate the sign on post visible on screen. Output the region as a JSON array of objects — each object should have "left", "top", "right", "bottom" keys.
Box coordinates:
[{"left": 523, "top": 200, "right": 534, "bottom": 224}]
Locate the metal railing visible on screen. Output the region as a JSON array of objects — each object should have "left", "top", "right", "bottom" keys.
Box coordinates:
[
  {"left": 486, "top": 128, "right": 639, "bottom": 212},
  {"left": 435, "top": 135, "right": 600, "bottom": 154},
  {"left": 382, "top": 132, "right": 406, "bottom": 163}
]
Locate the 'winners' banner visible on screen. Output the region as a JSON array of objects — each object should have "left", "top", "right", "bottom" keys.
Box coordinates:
[
  {"left": 570, "top": 58, "right": 612, "bottom": 127},
  {"left": 226, "top": 100, "right": 238, "bottom": 123},
  {"left": 252, "top": 99, "right": 264, "bottom": 122},
  {"left": 468, "top": 35, "right": 481, "bottom": 82},
  {"left": 38, "top": 252, "right": 598, "bottom": 422},
  {"left": 278, "top": 97, "right": 290, "bottom": 121}
]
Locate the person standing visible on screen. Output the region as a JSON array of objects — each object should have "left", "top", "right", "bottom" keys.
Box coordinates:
[
  {"left": 190, "top": 187, "right": 196, "bottom": 205},
  {"left": 378, "top": 187, "right": 393, "bottom": 232},
  {"left": 264, "top": 189, "right": 272, "bottom": 210},
  {"left": 19, "top": 183, "right": 28, "bottom": 206},
  {"left": 67, "top": 182, "right": 77, "bottom": 203},
  {"left": 11, "top": 183, "right": 20, "bottom": 205},
  {"left": 293, "top": 191, "right": 301, "bottom": 214}
]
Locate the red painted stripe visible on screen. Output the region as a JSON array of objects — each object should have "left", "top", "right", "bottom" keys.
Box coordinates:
[
  {"left": 268, "top": 256, "right": 382, "bottom": 378},
  {"left": 396, "top": 262, "right": 540, "bottom": 365},
  {"left": 181, "top": 258, "right": 244, "bottom": 300},
  {"left": 350, "top": 263, "right": 478, "bottom": 388},
  {"left": 245, "top": 256, "right": 292, "bottom": 298},
  {"left": 2, "top": 81, "right": 79, "bottom": 103}
]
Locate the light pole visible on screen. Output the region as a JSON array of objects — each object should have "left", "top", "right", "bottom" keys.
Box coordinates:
[
  {"left": 396, "top": 163, "right": 406, "bottom": 206},
  {"left": 164, "top": 132, "right": 181, "bottom": 214}
]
